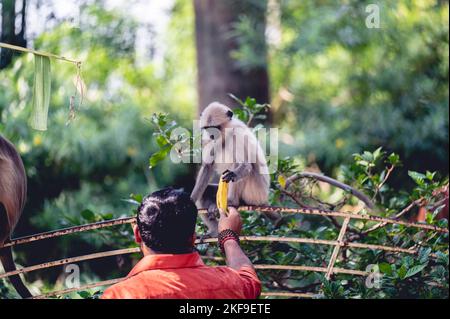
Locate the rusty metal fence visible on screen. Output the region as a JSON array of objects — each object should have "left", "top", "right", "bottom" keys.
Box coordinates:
[{"left": 0, "top": 206, "right": 448, "bottom": 299}]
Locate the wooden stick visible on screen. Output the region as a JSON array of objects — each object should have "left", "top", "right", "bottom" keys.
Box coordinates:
[
  {"left": 361, "top": 199, "right": 422, "bottom": 235},
  {"left": 254, "top": 265, "right": 368, "bottom": 276},
  {"left": 31, "top": 278, "right": 125, "bottom": 299},
  {"left": 3, "top": 206, "right": 446, "bottom": 249},
  {"left": 0, "top": 247, "right": 140, "bottom": 279},
  {"left": 1, "top": 236, "right": 432, "bottom": 279},
  {"left": 2, "top": 217, "right": 136, "bottom": 248},
  {"left": 0, "top": 42, "right": 81, "bottom": 64},
  {"left": 325, "top": 217, "right": 350, "bottom": 279},
  {"left": 260, "top": 292, "right": 319, "bottom": 298},
  {"left": 241, "top": 206, "right": 447, "bottom": 232}
]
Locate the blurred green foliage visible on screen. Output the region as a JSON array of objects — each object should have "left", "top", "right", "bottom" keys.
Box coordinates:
[
  {"left": 267, "top": 0, "right": 449, "bottom": 174},
  {"left": 0, "top": 0, "right": 448, "bottom": 298}
]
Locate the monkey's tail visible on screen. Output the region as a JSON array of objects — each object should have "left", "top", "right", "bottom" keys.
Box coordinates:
[{"left": 0, "top": 244, "right": 32, "bottom": 298}]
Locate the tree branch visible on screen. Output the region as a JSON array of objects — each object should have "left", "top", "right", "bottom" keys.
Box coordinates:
[{"left": 285, "top": 172, "right": 375, "bottom": 209}]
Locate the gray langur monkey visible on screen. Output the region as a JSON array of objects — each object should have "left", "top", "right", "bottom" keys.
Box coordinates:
[
  {"left": 0, "top": 135, "right": 32, "bottom": 298},
  {"left": 191, "top": 102, "right": 280, "bottom": 237}
]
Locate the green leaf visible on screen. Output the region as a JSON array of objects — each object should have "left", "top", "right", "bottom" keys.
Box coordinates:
[
  {"left": 151, "top": 113, "right": 168, "bottom": 127},
  {"left": 357, "top": 160, "right": 370, "bottom": 167},
  {"left": 77, "top": 291, "right": 91, "bottom": 299},
  {"left": 379, "top": 262, "right": 393, "bottom": 275},
  {"left": 373, "top": 147, "right": 383, "bottom": 161},
  {"left": 362, "top": 151, "right": 374, "bottom": 162},
  {"left": 425, "top": 171, "right": 436, "bottom": 181},
  {"left": 149, "top": 147, "right": 171, "bottom": 169},
  {"left": 388, "top": 153, "right": 400, "bottom": 166},
  {"left": 30, "top": 54, "right": 52, "bottom": 131},
  {"left": 244, "top": 96, "right": 257, "bottom": 109},
  {"left": 233, "top": 108, "right": 248, "bottom": 122},
  {"left": 408, "top": 171, "right": 426, "bottom": 185},
  {"left": 101, "top": 213, "right": 114, "bottom": 220},
  {"left": 81, "top": 209, "right": 96, "bottom": 222},
  {"left": 130, "top": 193, "right": 143, "bottom": 203},
  {"left": 156, "top": 135, "right": 169, "bottom": 147},
  {"left": 404, "top": 263, "right": 428, "bottom": 279},
  {"left": 435, "top": 251, "right": 449, "bottom": 266},
  {"left": 418, "top": 247, "right": 431, "bottom": 264},
  {"left": 398, "top": 264, "right": 407, "bottom": 279}
]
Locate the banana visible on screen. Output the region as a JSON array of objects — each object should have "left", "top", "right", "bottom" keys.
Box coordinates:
[{"left": 216, "top": 177, "right": 229, "bottom": 216}]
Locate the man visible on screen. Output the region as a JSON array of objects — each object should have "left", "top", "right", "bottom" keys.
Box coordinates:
[{"left": 101, "top": 187, "right": 261, "bottom": 299}]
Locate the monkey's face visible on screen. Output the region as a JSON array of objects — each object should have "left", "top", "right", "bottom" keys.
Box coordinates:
[{"left": 200, "top": 102, "right": 233, "bottom": 142}]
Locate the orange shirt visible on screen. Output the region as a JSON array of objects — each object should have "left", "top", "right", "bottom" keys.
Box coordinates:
[{"left": 101, "top": 252, "right": 261, "bottom": 299}]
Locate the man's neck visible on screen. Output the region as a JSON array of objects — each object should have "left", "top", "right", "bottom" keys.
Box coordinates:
[
  {"left": 141, "top": 243, "right": 154, "bottom": 256},
  {"left": 140, "top": 244, "right": 195, "bottom": 256}
]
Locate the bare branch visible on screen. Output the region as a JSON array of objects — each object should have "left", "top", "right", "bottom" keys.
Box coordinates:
[
  {"left": 285, "top": 172, "right": 375, "bottom": 209},
  {"left": 372, "top": 164, "right": 395, "bottom": 201}
]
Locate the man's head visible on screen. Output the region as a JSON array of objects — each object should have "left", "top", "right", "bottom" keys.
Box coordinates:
[{"left": 135, "top": 187, "right": 198, "bottom": 254}]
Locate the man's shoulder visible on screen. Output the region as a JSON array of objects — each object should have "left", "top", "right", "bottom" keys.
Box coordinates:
[
  {"left": 199, "top": 265, "right": 262, "bottom": 298},
  {"left": 213, "top": 264, "right": 259, "bottom": 279},
  {"left": 101, "top": 265, "right": 261, "bottom": 299},
  {"left": 101, "top": 274, "right": 149, "bottom": 299}
]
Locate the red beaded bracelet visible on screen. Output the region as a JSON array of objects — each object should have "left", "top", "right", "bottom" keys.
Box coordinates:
[{"left": 218, "top": 229, "right": 240, "bottom": 253}]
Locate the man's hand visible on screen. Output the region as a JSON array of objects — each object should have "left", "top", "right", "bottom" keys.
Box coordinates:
[
  {"left": 218, "top": 207, "right": 255, "bottom": 271},
  {"left": 218, "top": 207, "right": 242, "bottom": 234}
]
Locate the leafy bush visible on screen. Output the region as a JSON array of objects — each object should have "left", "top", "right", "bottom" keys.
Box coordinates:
[{"left": 145, "top": 105, "right": 449, "bottom": 299}]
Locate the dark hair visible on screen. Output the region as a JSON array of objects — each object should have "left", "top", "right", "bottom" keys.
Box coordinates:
[{"left": 136, "top": 187, "right": 198, "bottom": 254}]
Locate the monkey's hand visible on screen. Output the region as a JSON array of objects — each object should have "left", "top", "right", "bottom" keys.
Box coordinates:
[{"left": 222, "top": 170, "right": 237, "bottom": 183}]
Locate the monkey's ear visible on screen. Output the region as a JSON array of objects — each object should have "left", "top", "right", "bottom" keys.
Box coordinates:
[{"left": 226, "top": 110, "right": 233, "bottom": 118}]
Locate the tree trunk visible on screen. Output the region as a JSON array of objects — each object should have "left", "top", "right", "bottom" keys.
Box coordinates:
[
  {"left": 1, "top": 0, "right": 16, "bottom": 69},
  {"left": 194, "top": 0, "right": 269, "bottom": 114},
  {"left": 17, "top": 0, "right": 27, "bottom": 48},
  {"left": 1, "top": 0, "right": 26, "bottom": 70}
]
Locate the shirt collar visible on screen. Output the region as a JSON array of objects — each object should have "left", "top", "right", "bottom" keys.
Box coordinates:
[{"left": 127, "top": 252, "right": 205, "bottom": 278}]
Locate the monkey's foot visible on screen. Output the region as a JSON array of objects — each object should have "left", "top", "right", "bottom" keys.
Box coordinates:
[{"left": 207, "top": 205, "right": 219, "bottom": 220}]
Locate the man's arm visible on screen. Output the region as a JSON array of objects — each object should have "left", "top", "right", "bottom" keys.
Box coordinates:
[
  {"left": 218, "top": 207, "right": 261, "bottom": 298},
  {"left": 223, "top": 240, "right": 254, "bottom": 270},
  {"left": 218, "top": 207, "right": 253, "bottom": 270}
]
